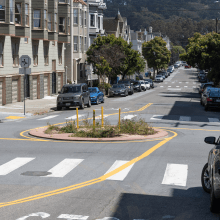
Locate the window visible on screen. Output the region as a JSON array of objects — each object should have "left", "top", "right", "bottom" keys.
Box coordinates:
[
  {"left": 81, "top": 10, "right": 83, "bottom": 26},
  {"left": 90, "top": 14, "right": 94, "bottom": 27},
  {"left": 74, "top": 36, "right": 78, "bottom": 52},
  {"left": 33, "top": 10, "right": 41, "bottom": 28},
  {"left": 10, "top": 0, "right": 14, "bottom": 23},
  {"left": 96, "top": 15, "right": 98, "bottom": 27},
  {"left": 0, "top": 42, "right": 3, "bottom": 67},
  {"left": 43, "top": 41, "right": 49, "bottom": 65},
  {"left": 24, "top": 38, "right": 28, "bottom": 43},
  {"left": 54, "top": 13, "right": 57, "bottom": 32},
  {"left": 73, "top": 9, "right": 78, "bottom": 24},
  {"left": 84, "top": 11, "right": 86, "bottom": 26},
  {"left": 84, "top": 37, "right": 87, "bottom": 51},
  {"left": 44, "top": 10, "right": 47, "bottom": 29},
  {"left": 80, "top": 63, "right": 83, "bottom": 78},
  {"left": 59, "top": 0, "right": 65, "bottom": 2},
  {"left": 48, "top": 13, "right": 52, "bottom": 31},
  {"left": 0, "top": 0, "right": 6, "bottom": 22},
  {"left": 12, "top": 39, "right": 19, "bottom": 67},
  {"left": 79, "top": 9, "right": 81, "bottom": 26},
  {"left": 32, "top": 41, "right": 39, "bottom": 66},
  {"left": 98, "top": 17, "right": 100, "bottom": 29},
  {"left": 25, "top": 4, "right": 29, "bottom": 26},
  {"left": 79, "top": 36, "right": 82, "bottom": 52},
  {"left": 68, "top": 17, "right": 70, "bottom": 34},
  {"left": 59, "top": 17, "right": 65, "bottom": 33},
  {"left": 15, "top": 3, "right": 21, "bottom": 25},
  {"left": 52, "top": 41, "right": 55, "bottom": 46},
  {"left": 58, "top": 43, "right": 62, "bottom": 64}
]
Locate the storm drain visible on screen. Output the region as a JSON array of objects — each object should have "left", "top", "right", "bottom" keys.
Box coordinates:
[{"left": 21, "top": 171, "right": 52, "bottom": 176}]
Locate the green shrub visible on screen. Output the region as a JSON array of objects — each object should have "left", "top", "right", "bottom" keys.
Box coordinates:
[
  {"left": 45, "top": 124, "right": 60, "bottom": 134},
  {"left": 60, "top": 121, "right": 77, "bottom": 133}
]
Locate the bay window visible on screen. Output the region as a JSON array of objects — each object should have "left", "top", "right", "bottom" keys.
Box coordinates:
[
  {"left": 48, "top": 13, "right": 52, "bottom": 31},
  {"left": 33, "top": 10, "right": 41, "bottom": 28},
  {"left": 12, "top": 40, "right": 19, "bottom": 67},
  {"left": 84, "top": 11, "right": 86, "bottom": 26},
  {"left": 59, "top": 17, "right": 65, "bottom": 33},
  {"left": 73, "top": 9, "right": 78, "bottom": 24},
  {"left": 10, "top": 0, "right": 14, "bottom": 23},
  {"left": 74, "top": 36, "right": 78, "bottom": 52},
  {"left": 44, "top": 10, "right": 47, "bottom": 29},
  {"left": 25, "top": 4, "right": 29, "bottom": 26},
  {"left": 54, "top": 13, "right": 57, "bottom": 32},
  {"left": 15, "top": 3, "right": 21, "bottom": 25},
  {"left": 0, "top": 0, "right": 5, "bottom": 22},
  {"left": 90, "top": 14, "right": 95, "bottom": 27}
]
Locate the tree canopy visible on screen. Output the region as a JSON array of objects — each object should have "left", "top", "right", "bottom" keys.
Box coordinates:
[
  {"left": 142, "top": 36, "right": 171, "bottom": 78},
  {"left": 86, "top": 34, "right": 146, "bottom": 80}
]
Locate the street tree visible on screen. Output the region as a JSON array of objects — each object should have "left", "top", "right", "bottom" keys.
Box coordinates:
[{"left": 142, "top": 36, "right": 171, "bottom": 78}]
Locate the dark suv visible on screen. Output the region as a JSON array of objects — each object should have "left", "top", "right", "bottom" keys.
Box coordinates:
[
  {"left": 57, "top": 83, "right": 91, "bottom": 110},
  {"left": 118, "top": 80, "right": 134, "bottom": 95}
]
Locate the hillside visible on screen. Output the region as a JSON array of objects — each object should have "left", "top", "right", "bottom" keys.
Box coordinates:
[{"left": 104, "top": 0, "right": 219, "bottom": 47}]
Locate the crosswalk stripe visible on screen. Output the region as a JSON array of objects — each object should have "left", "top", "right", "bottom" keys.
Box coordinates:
[
  {"left": 150, "top": 115, "right": 164, "bottom": 120},
  {"left": 184, "top": 86, "right": 188, "bottom": 88},
  {"left": 38, "top": 115, "right": 59, "bottom": 120},
  {"left": 122, "top": 115, "right": 137, "bottom": 120},
  {"left": 45, "top": 159, "right": 84, "bottom": 178},
  {"left": 65, "top": 115, "right": 84, "bottom": 120},
  {"left": 58, "top": 214, "right": 89, "bottom": 219},
  {"left": 105, "top": 160, "right": 134, "bottom": 181},
  {"left": 179, "top": 116, "right": 191, "bottom": 121},
  {"left": 208, "top": 118, "right": 220, "bottom": 122},
  {"left": 0, "top": 157, "right": 35, "bottom": 175},
  {"left": 162, "top": 163, "right": 188, "bottom": 186}
]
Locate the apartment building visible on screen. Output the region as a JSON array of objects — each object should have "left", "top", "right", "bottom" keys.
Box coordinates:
[
  {"left": 0, "top": 0, "right": 70, "bottom": 106},
  {"left": 65, "top": 0, "right": 89, "bottom": 84}
]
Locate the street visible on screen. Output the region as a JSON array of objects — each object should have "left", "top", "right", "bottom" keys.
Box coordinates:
[{"left": 0, "top": 67, "right": 220, "bottom": 220}]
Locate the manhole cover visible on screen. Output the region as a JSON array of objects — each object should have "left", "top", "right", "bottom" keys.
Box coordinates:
[{"left": 21, "top": 171, "right": 52, "bottom": 176}]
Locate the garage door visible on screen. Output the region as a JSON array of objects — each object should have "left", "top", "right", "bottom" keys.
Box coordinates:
[
  {"left": 0, "top": 82, "right": 2, "bottom": 105},
  {"left": 33, "top": 77, "right": 37, "bottom": 100},
  {"left": 58, "top": 75, "right": 61, "bottom": 91},
  {"left": 44, "top": 76, "right": 48, "bottom": 97},
  {"left": 12, "top": 80, "right": 18, "bottom": 103}
]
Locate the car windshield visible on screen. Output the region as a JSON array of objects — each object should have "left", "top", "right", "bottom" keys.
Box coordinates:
[
  {"left": 209, "top": 90, "right": 220, "bottom": 97},
  {"left": 134, "top": 82, "right": 140, "bottom": 85},
  {"left": 88, "top": 88, "right": 97, "bottom": 93},
  {"left": 113, "top": 84, "right": 125, "bottom": 88},
  {"left": 156, "top": 75, "right": 162, "bottom": 78},
  {"left": 62, "top": 86, "right": 81, "bottom": 93}
]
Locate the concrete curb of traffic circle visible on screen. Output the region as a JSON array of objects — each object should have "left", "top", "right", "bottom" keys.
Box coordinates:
[{"left": 29, "top": 128, "right": 168, "bottom": 142}]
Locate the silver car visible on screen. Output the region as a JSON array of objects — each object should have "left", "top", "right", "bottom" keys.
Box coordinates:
[
  {"left": 155, "top": 75, "right": 163, "bottom": 82},
  {"left": 57, "top": 83, "right": 91, "bottom": 110}
]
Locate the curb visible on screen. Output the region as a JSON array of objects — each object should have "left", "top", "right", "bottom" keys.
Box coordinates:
[{"left": 29, "top": 128, "right": 169, "bottom": 142}]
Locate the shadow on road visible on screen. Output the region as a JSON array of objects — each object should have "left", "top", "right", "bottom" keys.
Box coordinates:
[{"left": 109, "top": 187, "right": 219, "bottom": 220}]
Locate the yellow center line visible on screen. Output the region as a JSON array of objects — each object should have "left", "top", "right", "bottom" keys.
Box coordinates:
[{"left": 0, "top": 129, "right": 177, "bottom": 208}]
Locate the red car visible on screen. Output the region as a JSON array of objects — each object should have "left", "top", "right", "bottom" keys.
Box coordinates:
[{"left": 185, "top": 64, "right": 191, "bottom": 68}]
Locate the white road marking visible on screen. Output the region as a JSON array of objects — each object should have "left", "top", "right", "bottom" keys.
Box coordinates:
[
  {"left": 162, "top": 163, "right": 188, "bottom": 187},
  {"left": 65, "top": 115, "right": 84, "bottom": 120},
  {"left": 97, "top": 218, "right": 120, "bottom": 220},
  {"left": 58, "top": 214, "right": 89, "bottom": 219},
  {"left": 176, "top": 86, "right": 180, "bottom": 87},
  {"left": 0, "top": 157, "right": 35, "bottom": 175},
  {"left": 208, "top": 118, "right": 220, "bottom": 122},
  {"left": 16, "top": 212, "right": 50, "bottom": 220},
  {"left": 150, "top": 115, "right": 164, "bottom": 120},
  {"left": 179, "top": 116, "right": 191, "bottom": 121},
  {"left": 122, "top": 115, "right": 137, "bottom": 120},
  {"left": 184, "top": 86, "right": 188, "bottom": 88},
  {"left": 179, "top": 82, "right": 182, "bottom": 83},
  {"left": 167, "top": 88, "right": 181, "bottom": 91},
  {"left": 168, "top": 86, "right": 171, "bottom": 87},
  {"left": 45, "top": 159, "right": 84, "bottom": 178},
  {"left": 160, "top": 86, "right": 164, "bottom": 87},
  {"left": 193, "top": 86, "right": 196, "bottom": 88},
  {"left": 105, "top": 160, "right": 134, "bottom": 181},
  {"left": 38, "top": 115, "right": 59, "bottom": 120},
  {"left": 96, "top": 115, "right": 108, "bottom": 119}
]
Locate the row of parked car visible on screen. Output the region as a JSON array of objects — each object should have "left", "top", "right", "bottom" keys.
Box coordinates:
[
  {"left": 155, "top": 65, "right": 175, "bottom": 82},
  {"left": 198, "top": 69, "right": 220, "bottom": 111}
]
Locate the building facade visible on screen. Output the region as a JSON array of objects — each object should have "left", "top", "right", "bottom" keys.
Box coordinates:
[{"left": 0, "top": 0, "right": 70, "bottom": 105}]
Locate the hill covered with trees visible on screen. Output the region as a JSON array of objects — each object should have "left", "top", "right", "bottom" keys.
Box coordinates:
[{"left": 104, "top": 0, "right": 220, "bottom": 47}]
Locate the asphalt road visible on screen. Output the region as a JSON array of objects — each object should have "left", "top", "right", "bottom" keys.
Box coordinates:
[{"left": 0, "top": 67, "right": 220, "bottom": 220}]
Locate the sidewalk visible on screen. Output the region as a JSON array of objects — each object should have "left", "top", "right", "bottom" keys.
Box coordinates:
[{"left": 0, "top": 95, "right": 57, "bottom": 116}]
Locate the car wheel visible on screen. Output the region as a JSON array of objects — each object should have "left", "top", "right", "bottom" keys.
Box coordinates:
[
  {"left": 87, "top": 99, "right": 91, "bottom": 108},
  {"left": 80, "top": 99, "right": 84, "bottom": 109},
  {"left": 57, "top": 106, "right": 62, "bottom": 111},
  {"left": 210, "top": 177, "right": 220, "bottom": 213},
  {"left": 201, "top": 163, "right": 211, "bottom": 193},
  {"left": 96, "top": 98, "right": 99, "bottom": 105},
  {"left": 200, "top": 100, "right": 203, "bottom": 105},
  {"left": 101, "top": 96, "right": 105, "bottom": 103}
]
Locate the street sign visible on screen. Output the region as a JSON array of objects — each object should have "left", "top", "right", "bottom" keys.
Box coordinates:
[
  {"left": 19, "top": 55, "right": 31, "bottom": 68},
  {"left": 19, "top": 68, "right": 31, "bottom": 75}
]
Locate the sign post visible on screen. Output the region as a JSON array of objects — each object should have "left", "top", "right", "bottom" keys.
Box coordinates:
[{"left": 19, "top": 55, "right": 31, "bottom": 115}]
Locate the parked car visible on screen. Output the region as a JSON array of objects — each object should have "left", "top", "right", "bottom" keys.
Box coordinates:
[
  {"left": 181, "top": 61, "right": 187, "bottom": 66},
  {"left": 199, "top": 82, "right": 214, "bottom": 94},
  {"left": 88, "top": 87, "right": 104, "bottom": 105},
  {"left": 57, "top": 83, "right": 91, "bottom": 110},
  {"left": 174, "top": 63, "right": 180, "bottom": 68},
  {"left": 133, "top": 81, "right": 142, "bottom": 92},
  {"left": 201, "top": 87, "right": 220, "bottom": 111},
  {"left": 109, "top": 84, "right": 128, "bottom": 97},
  {"left": 201, "top": 136, "right": 220, "bottom": 212},
  {"left": 200, "top": 76, "right": 208, "bottom": 83},
  {"left": 167, "top": 68, "right": 173, "bottom": 74},
  {"left": 118, "top": 80, "right": 134, "bottom": 95},
  {"left": 168, "top": 65, "right": 174, "bottom": 71},
  {"left": 185, "top": 64, "right": 191, "bottom": 68},
  {"left": 139, "top": 80, "right": 148, "bottom": 91},
  {"left": 144, "top": 81, "right": 151, "bottom": 90},
  {"left": 155, "top": 75, "right": 163, "bottom": 82},
  {"left": 200, "top": 87, "right": 214, "bottom": 105},
  {"left": 144, "top": 79, "right": 154, "bottom": 88}
]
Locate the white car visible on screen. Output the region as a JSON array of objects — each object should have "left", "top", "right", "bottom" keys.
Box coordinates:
[
  {"left": 155, "top": 75, "right": 163, "bottom": 82},
  {"left": 144, "top": 81, "right": 151, "bottom": 90},
  {"left": 139, "top": 80, "right": 148, "bottom": 91}
]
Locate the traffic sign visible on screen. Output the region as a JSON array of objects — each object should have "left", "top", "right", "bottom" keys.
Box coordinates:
[
  {"left": 19, "top": 55, "right": 31, "bottom": 68},
  {"left": 19, "top": 68, "right": 31, "bottom": 75}
]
